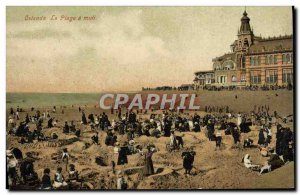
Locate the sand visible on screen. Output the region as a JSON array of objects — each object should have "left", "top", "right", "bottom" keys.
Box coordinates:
[{"left": 6, "top": 90, "right": 294, "bottom": 190}]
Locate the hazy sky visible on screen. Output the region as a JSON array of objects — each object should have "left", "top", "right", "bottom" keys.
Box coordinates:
[{"left": 6, "top": 6, "right": 293, "bottom": 92}]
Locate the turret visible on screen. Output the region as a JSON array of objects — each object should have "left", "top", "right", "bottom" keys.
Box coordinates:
[{"left": 237, "top": 9, "right": 254, "bottom": 52}]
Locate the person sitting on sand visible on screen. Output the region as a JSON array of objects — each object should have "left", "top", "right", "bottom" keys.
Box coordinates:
[
  {"left": 176, "top": 133, "right": 184, "bottom": 149},
  {"left": 193, "top": 122, "right": 200, "bottom": 132},
  {"left": 52, "top": 106, "right": 56, "bottom": 113},
  {"left": 7, "top": 116, "right": 16, "bottom": 134},
  {"left": 242, "top": 154, "right": 260, "bottom": 171},
  {"left": 46, "top": 110, "right": 50, "bottom": 118},
  {"left": 75, "top": 129, "right": 81, "bottom": 138},
  {"left": 47, "top": 118, "right": 54, "bottom": 128},
  {"left": 70, "top": 121, "right": 76, "bottom": 132},
  {"left": 91, "top": 132, "right": 99, "bottom": 145},
  {"left": 67, "top": 164, "right": 79, "bottom": 183},
  {"left": 52, "top": 133, "right": 58, "bottom": 139},
  {"left": 259, "top": 151, "right": 284, "bottom": 175},
  {"left": 41, "top": 168, "right": 52, "bottom": 189},
  {"left": 117, "top": 171, "right": 127, "bottom": 190},
  {"left": 7, "top": 150, "right": 18, "bottom": 186},
  {"left": 53, "top": 119, "right": 58, "bottom": 127},
  {"left": 105, "top": 132, "right": 115, "bottom": 146},
  {"left": 259, "top": 145, "right": 272, "bottom": 157},
  {"left": 67, "top": 164, "right": 81, "bottom": 189},
  {"left": 53, "top": 167, "right": 68, "bottom": 189},
  {"left": 19, "top": 153, "right": 39, "bottom": 184},
  {"left": 243, "top": 138, "right": 254, "bottom": 148}
]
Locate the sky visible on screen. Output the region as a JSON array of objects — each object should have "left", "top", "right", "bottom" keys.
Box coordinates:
[{"left": 6, "top": 6, "right": 293, "bottom": 93}]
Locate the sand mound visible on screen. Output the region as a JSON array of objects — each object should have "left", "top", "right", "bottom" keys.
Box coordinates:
[{"left": 255, "top": 162, "right": 294, "bottom": 189}]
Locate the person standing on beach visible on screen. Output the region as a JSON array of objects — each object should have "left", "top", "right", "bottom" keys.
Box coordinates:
[
  {"left": 144, "top": 146, "right": 155, "bottom": 176},
  {"left": 231, "top": 127, "right": 240, "bottom": 145},
  {"left": 117, "top": 143, "right": 129, "bottom": 165},
  {"left": 215, "top": 130, "right": 222, "bottom": 150},
  {"left": 82, "top": 112, "right": 87, "bottom": 125},
  {"left": 181, "top": 148, "right": 196, "bottom": 175}
]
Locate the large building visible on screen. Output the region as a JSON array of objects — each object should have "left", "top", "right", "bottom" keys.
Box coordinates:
[
  {"left": 194, "top": 10, "right": 293, "bottom": 88},
  {"left": 193, "top": 70, "right": 215, "bottom": 89}
]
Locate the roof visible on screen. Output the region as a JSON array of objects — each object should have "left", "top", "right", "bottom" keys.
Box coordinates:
[
  {"left": 249, "top": 35, "right": 293, "bottom": 54},
  {"left": 194, "top": 70, "right": 214, "bottom": 74},
  {"left": 213, "top": 53, "right": 237, "bottom": 64},
  {"left": 239, "top": 11, "right": 252, "bottom": 34}
]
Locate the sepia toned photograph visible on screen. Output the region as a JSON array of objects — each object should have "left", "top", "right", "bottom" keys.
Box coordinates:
[{"left": 6, "top": 6, "right": 295, "bottom": 190}]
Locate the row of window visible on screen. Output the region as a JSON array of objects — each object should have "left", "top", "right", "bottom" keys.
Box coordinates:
[
  {"left": 216, "top": 76, "right": 227, "bottom": 84},
  {"left": 215, "top": 74, "right": 246, "bottom": 83},
  {"left": 214, "top": 61, "right": 235, "bottom": 71},
  {"left": 250, "top": 53, "right": 293, "bottom": 66},
  {"left": 250, "top": 69, "right": 293, "bottom": 84},
  {"left": 201, "top": 69, "right": 292, "bottom": 84},
  {"left": 282, "top": 53, "right": 293, "bottom": 64},
  {"left": 196, "top": 73, "right": 214, "bottom": 79}
]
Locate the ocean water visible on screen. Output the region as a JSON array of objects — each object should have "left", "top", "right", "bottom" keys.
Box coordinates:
[{"left": 6, "top": 93, "right": 102, "bottom": 109}]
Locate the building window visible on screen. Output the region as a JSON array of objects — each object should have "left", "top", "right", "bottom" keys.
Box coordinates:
[
  {"left": 250, "top": 57, "right": 254, "bottom": 66},
  {"left": 269, "top": 55, "right": 274, "bottom": 64},
  {"left": 242, "top": 56, "right": 246, "bottom": 69},
  {"left": 254, "top": 57, "right": 257, "bottom": 65},
  {"left": 274, "top": 55, "right": 278, "bottom": 64},
  {"left": 283, "top": 69, "right": 293, "bottom": 84},
  {"left": 241, "top": 74, "right": 246, "bottom": 82},
  {"left": 223, "top": 61, "right": 234, "bottom": 70},
  {"left": 257, "top": 56, "right": 261, "bottom": 65},
  {"left": 265, "top": 55, "right": 269, "bottom": 65},
  {"left": 250, "top": 57, "right": 258, "bottom": 66},
  {"left": 291, "top": 54, "right": 293, "bottom": 63},
  {"left": 266, "top": 70, "right": 278, "bottom": 84},
  {"left": 282, "top": 54, "right": 286, "bottom": 64},
  {"left": 218, "top": 76, "right": 227, "bottom": 83},
  {"left": 286, "top": 54, "right": 291, "bottom": 63},
  {"left": 250, "top": 71, "right": 261, "bottom": 84},
  {"left": 244, "top": 38, "right": 249, "bottom": 47},
  {"left": 232, "top": 76, "right": 237, "bottom": 82}
]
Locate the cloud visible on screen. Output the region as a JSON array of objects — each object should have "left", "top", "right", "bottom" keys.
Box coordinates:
[
  {"left": 6, "top": 9, "right": 173, "bottom": 92},
  {"left": 6, "top": 7, "right": 293, "bottom": 92},
  {"left": 7, "top": 28, "right": 71, "bottom": 39}
]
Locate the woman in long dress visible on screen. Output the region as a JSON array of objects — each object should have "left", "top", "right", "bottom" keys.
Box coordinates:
[
  {"left": 258, "top": 128, "right": 265, "bottom": 146},
  {"left": 144, "top": 147, "right": 155, "bottom": 176},
  {"left": 117, "top": 144, "right": 129, "bottom": 165},
  {"left": 181, "top": 148, "right": 196, "bottom": 175}
]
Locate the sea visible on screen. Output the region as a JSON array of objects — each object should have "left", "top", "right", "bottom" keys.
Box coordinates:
[{"left": 6, "top": 93, "right": 102, "bottom": 109}]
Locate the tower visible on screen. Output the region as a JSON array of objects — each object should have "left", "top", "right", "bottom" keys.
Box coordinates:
[{"left": 237, "top": 10, "right": 254, "bottom": 52}]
